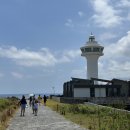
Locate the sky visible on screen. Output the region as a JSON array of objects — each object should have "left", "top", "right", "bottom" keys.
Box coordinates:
[{"left": 0, "top": 0, "right": 130, "bottom": 94}]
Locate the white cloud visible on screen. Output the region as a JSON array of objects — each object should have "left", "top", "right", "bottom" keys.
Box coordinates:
[
  {"left": 78, "top": 11, "right": 84, "bottom": 17},
  {"left": 65, "top": 19, "right": 74, "bottom": 28},
  {"left": 99, "top": 60, "right": 130, "bottom": 80},
  {"left": 127, "top": 13, "right": 130, "bottom": 21},
  {"left": 0, "top": 47, "right": 57, "bottom": 67},
  {"left": 58, "top": 50, "right": 81, "bottom": 63},
  {"left": 104, "top": 31, "right": 130, "bottom": 58},
  {"left": 117, "top": 0, "right": 130, "bottom": 7},
  {"left": 0, "top": 46, "right": 80, "bottom": 67},
  {"left": 71, "top": 69, "right": 85, "bottom": 78},
  {"left": 99, "top": 31, "right": 130, "bottom": 79},
  {"left": 90, "top": 0, "right": 123, "bottom": 28},
  {"left": 99, "top": 32, "right": 117, "bottom": 42},
  {"left": 63, "top": 50, "right": 80, "bottom": 59},
  {"left": 11, "top": 72, "right": 23, "bottom": 79}
]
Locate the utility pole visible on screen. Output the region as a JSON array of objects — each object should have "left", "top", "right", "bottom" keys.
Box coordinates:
[{"left": 52, "top": 86, "right": 55, "bottom": 95}]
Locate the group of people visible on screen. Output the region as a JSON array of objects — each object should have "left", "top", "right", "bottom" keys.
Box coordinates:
[{"left": 19, "top": 94, "right": 47, "bottom": 117}]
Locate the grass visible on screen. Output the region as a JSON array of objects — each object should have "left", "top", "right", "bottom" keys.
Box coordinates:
[
  {"left": 46, "top": 99, "right": 130, "bottom": 130},
  {"left": 0, "top": 99, "right": 10, "bottom": 111},
  {"left": 0, "top": 97, "right": 19, "bottom": 130}
]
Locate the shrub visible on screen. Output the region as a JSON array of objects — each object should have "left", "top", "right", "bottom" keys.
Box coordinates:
[
  {"left": 79, "top": 106, "right": 88, "bottom": 114},
  {"left": 0, "top": 97, "right": 19, "bottom": 130},
  {"left": 68, "top": 104, "right": 80, "bottom": 114}
]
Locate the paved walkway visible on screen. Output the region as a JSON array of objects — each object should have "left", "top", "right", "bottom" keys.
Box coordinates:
[{"left": 7, "top": 103, "right": 87, "bottom": 130}]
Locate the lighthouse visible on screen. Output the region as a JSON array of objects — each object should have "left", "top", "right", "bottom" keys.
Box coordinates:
[{"left": 80, "top": 34, "right": 104, "bottom": 84}]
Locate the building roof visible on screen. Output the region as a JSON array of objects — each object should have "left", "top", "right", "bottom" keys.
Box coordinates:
[
  {"left": 74, "top": 84, "right": 121, "bottom": 88},
  {"left": 112, "top": 78, "right": 128, "bottom": 83}
]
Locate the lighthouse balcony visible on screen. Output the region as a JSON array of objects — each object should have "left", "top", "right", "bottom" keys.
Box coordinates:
[
  {"left": 81, "top": 52, "right": 104, "bottom": 56},
  {"left": 81, "top": 47, "right": 104, "bottom": 53}
]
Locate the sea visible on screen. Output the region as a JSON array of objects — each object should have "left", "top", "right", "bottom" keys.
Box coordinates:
[{"left": 0, "top": 93, "right": 62, "bottom": 99}]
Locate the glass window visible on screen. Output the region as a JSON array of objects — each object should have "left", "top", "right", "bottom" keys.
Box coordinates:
[
  {"left": 85, "top": 48, "right": 91, "bottom": 52},
  {"left": 81, "top": 48, "right": 84, "bottom": 52},
  {"left": 90, "top": 88, "right": 95, "bottom": 97},
  {"left": 93, "top": 47, "right": 100, "bottom": 52},
  {"left": 101, "top": 48, "right": 103, "bottom": 51}
]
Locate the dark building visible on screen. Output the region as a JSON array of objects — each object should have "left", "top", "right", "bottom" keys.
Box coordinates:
[
  {"left": 63, "top": 78, "right": 130, "bottom": 98},
  {"left": 112, "top": 78, "right": 130, "bottom": 97}
]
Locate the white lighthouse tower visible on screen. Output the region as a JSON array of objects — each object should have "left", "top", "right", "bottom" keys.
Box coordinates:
[{"left": 80, "top": 34, "right": 104, "bottom": 84}]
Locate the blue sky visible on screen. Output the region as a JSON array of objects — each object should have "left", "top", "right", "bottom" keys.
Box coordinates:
[{"left": 0, "top": 0, "right": 130, "bottom": 94}]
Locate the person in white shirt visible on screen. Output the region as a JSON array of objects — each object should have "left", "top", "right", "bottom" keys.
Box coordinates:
[{"left": 34, "top": 99, "right": 38, "bottom": 116}]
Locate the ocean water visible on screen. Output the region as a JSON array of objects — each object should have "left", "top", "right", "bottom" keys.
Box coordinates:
[
  {"left": 0, "top": 93, "right": 49, "bottom": 99},
  {"left": 0, "top": 93, "right": 62, "bottom": 99}
]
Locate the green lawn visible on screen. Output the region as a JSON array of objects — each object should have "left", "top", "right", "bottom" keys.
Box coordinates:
[{"left": 47, "top": 99, "right": 130, "bottom": 130}]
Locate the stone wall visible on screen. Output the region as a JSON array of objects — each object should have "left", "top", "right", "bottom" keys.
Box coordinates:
[
  {"left": 87, "top": 97, "right": 130, "bottom": 105},
  {"left": 52, "top": 96, "right": 130, "bottom": 105},
  {"left": 52, "top": 96, "right": 87, "bottom": 104}
]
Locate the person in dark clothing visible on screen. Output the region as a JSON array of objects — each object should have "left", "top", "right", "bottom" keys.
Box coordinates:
[
  {"left": 43, "top": 95, "right": 47, "bottom": 106},
  {"left": 29, "top": 96, "right": 32, "bottom": 107},
  {"left": 19, "top": 95, "right": 27, "bottom": 116},
  {"left": 32, "top": 95, "right": 35, "bottom": 114}
]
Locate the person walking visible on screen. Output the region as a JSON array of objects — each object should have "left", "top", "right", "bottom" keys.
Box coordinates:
[
  {"left": 43, "top": 95, "right": 47, "bottom": 106},
  {"left": 29, "top": 96, "right": 32, "bottom": 107},
  {"left": 19, "top": 95, "right": 27, "bottom": 116},
  {"left": 34, "top": 99, "right": 38, "bottom": 116},
  {"left": 32, "top": 95, "right": 35, "bottom": 114},
  {"left": 38, "top": 94, "right": 42, "bottom": 106}
]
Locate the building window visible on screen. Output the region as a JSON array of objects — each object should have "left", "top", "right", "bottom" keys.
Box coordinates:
[
  {"left": 85, "top": 48, "right": 91, "bottom": 52},
  {"left": 90, "top": 88, "right": 95, "bottom": 97},
  {"left": 107, "top": 88, "right": 120, "bottom": 97},
  {"left": 101, "top": 48, "right": 103, "bottom": 52},
  {"left": 93, "top": 47, "right": 100, "bottom": 52},
  {"left": 117, "top": 88, "right": 120, "bottom": 96},
  {"left": 81, "top": 48, "right": 84, "bottom": 52}
]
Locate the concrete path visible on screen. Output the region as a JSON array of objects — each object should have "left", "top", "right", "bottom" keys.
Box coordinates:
[{"left": 7, "top": 103, "right": 87, "bottom": 130}]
